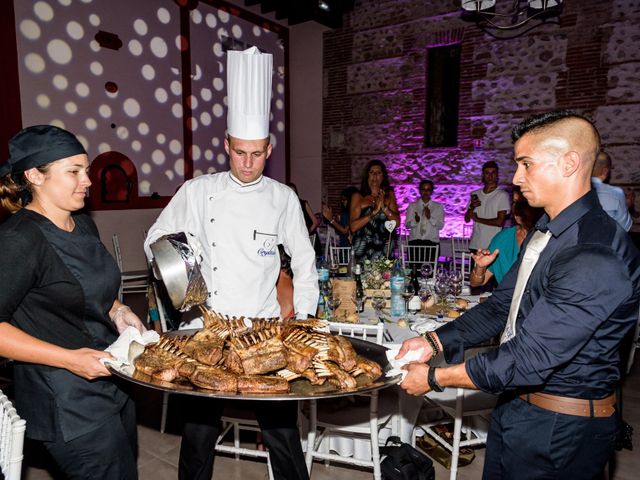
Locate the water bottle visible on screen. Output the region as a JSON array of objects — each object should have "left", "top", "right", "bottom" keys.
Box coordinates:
[
  {"left": 316, "top": 256, "right": 330, "bottom": 318},
  {"left": 390, "top": 259, "right": 405, "bottom": 317}
]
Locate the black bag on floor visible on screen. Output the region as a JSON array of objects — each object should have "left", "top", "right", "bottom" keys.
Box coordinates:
[{"left": 379, "top": 436, "right": 435, "bottom": 480}]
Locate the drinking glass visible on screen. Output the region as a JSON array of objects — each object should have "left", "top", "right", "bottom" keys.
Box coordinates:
[
  {"left": 418, "top": 285, "right": 432, "bottom": 314},
  {"left": 419, "top": 263, "right": 433, "bottom": 281},
  {"left": 433, "top": 279, "right": 450, "bottom": 318},
  {"left": 351, "top": 293, "right": 367, "bottom": 313},
  {"left": 401, "top": 284, "right": 414, "bottom": 317},
  {"left": 372, "top": 295, "right": 386, "bottom": 320},
  {"left": 326, "top": 296, "right": 342, "bottom": 320},
  {"left": 449, "top": 270, "right": 463, "bottom": 299}
]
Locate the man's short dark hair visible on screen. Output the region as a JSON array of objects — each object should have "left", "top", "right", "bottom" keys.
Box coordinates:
[
  {"left": 419, "top": 179, "right": 434, "bottom": 190},
  {"left": 511, "top": 110, "right": 597, "bottom": 143},
  {"left": 482, "top": 161, "right": 498, "bottom": 172}
]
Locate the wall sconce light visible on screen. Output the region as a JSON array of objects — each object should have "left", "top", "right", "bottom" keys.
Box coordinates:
[{"left": 461, "top": 0, "right": 563, "bottom": 34}]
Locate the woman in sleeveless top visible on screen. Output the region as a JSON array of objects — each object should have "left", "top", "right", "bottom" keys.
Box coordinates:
[{"left": 350, "top": 160, "right": 400, "bottom": 263}]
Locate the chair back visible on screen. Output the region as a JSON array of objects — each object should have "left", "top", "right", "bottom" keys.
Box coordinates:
[
  {"left": 460, "top": 251, "right": 473, "bottom": 285},
  {"left": 400, "top": 244, "right": 439, "bottom": 279},
  {"left": 112, "top": 233, "right": 124, "bottom": 272},
  {"left": 324, "top": 226, "right": 338, "bottom": 258},
  {"left": 329, "top": 246, "right": 351, "bottom": 268},
  {"left": 327, "top": 320, "right": 384, "bottom": 345},
  {"left": 0, "top": 392, "right": 26, "bottom": 480},
  {"left": 451, "top": 237, "right": 470, "bottom": 274},
  {"left": 112, "top": 233, "right": 149, "bottom": 301}
]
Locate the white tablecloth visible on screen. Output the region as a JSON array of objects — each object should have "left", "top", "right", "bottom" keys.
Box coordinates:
[{"left": 322, "top": 293, "right": 488, "bottom": 458}]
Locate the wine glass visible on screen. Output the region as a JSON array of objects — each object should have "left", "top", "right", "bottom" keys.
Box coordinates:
[
  {"left": 351, "top": 293, "right": 367, "bottom": 313},
  {"left": 418, "top": 285, "right": 432, "bottom": 314},
  {"left": 401, "top": 284, "right": 414, "bottom": 318},
  {"left": 449, "top": 270, "right": 463, "bottom": 299},
  {"left": 433, "top": 278, "right": 451, "bottom": 319},
  {"left": 326, "top": 296, "right": 342, "bottom": 320},
  {"left": 419, "top": 263, "right": 433, "bottom": 281},
  {"left": 371, "top": 294, "right": 386, "bottom": 321}
]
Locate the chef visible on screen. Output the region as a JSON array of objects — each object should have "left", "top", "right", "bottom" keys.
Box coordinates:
[{"left": 144, "top": 46, "right": 317, "bottom": 480}]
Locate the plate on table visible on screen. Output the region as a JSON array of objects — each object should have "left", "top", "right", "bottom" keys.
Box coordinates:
[{"left": 108, "top": 331, "right": 401, "bottom": 401}]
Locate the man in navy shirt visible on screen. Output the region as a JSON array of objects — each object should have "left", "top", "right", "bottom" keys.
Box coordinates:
[{"left": 398, "top": 111, "right": 640, "bottom": 479}]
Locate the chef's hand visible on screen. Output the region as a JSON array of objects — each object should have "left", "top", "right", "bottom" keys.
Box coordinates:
[
  {"left": 395, "top": 336, "right": 434, "bottom": 363},
  {"left": 64, "top": 348, "right": 113, "bottom": 379},
  {"left": 111, "top": 304, "right": 146, "bottom": 334},
  {"left": 400, "top": 363, "right": 431, "bottom": 396},
  {"left": 414, "top": 211, "right": 420, "bottom": 223}
]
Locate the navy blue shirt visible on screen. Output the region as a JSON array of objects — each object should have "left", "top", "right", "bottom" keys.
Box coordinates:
[{"left": 437, "top": 190, "right": 640, "bottom": 399}]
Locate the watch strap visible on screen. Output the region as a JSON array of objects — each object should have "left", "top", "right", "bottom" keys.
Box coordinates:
[{"left": 428, "top": 366, "right": 444, "bottom": 392}]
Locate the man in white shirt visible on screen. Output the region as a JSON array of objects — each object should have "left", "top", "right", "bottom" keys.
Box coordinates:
[
  {"left": 405, "top": 179, "right": 445, "bottom": 262},
  {"left": 591, "top": 151, "right": 632, "bottom": 231},
  {"left": 465, "top": 161, "right": 511, "bottom": 251},
  {"left": 144, "top": 47, "right": 316, "bottom": 480}
]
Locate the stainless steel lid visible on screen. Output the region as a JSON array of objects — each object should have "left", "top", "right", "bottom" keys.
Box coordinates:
[{"left": 149, "top": 232, "right": 208, "bottom": 311}]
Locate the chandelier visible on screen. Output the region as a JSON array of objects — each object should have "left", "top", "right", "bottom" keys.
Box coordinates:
[{"left": 461, "top": 0, "right": 563, "bottom": 33}]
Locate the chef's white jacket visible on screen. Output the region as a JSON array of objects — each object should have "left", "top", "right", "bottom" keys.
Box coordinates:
[{"left": 145, "top": 172, "right": 319, "bottom": 319}]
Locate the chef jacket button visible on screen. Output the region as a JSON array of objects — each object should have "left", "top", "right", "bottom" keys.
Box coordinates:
[
  {"left": 208, "top": 292, "right": 212, "bottom": 298},
  {"left": 210, "top": 218, "right": 215, "bottom": 223},
  {"left": 209, "top": 196, "right": 214, "bottom": 201},
  {"left": 199, "top": 255, "right": 203, "bottom": 262},
  {"left": 214, "top": 290, "right": 218, "bottom": 295},
  {"left": 213, "top": 266, "right": 218, "bottom": 271},
  {"left": 211, "top": 242, "right": 216, "bottom": 247}
]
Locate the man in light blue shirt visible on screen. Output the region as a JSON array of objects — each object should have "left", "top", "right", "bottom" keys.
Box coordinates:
[{"left": 591, "top": 151, "right": 632, "bottom": 231}]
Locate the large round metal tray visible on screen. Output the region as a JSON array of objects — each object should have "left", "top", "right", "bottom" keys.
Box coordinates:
[{"left": 108, "top": 330, "right": 400, "bottom": 400}]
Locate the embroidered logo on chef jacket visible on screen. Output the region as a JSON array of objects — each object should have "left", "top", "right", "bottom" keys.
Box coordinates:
[{"left": 254, "top": 230, "right": 277, "bottom": 257}]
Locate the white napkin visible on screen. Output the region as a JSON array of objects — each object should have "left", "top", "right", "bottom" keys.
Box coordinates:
[
  {"left": 410, "top": 318, "right": 441, "bottom": 335},
  {"left": 385, "top": 347, "right": 425, "bottom": 380},
  {"left": 102, "top": 327, "right": 160, "bottom": 368}
]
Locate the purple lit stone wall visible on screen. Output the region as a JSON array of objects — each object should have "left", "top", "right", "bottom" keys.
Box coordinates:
[{"left": 323, "top": 0, "right": 640, "bottom": 235}]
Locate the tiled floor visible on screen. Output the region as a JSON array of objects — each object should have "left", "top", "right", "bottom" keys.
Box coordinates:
[{"left": 20, "top": 293, "right": 640, "bottom": 479}]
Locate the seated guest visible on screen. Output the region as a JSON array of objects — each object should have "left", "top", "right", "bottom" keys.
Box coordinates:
[
  {"left": 470, "top": 198, "right": 544, "bottom": 286},
  {"left": 322, "top": 186, "right": 358, "bottom": 246},
  {"left": 404, "top": 179, "right": 445, "bottom": 263},
  {"left": 591, "top": 151, "right": 632, "bottom": 231},
  {"left": 350, "top": 160, "right": 400, "bottom": 263}
]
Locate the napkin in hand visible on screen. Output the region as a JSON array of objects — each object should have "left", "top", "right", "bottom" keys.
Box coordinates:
[
  {"left": 102, "top": 327, "right": 160, "bottom": 368},
  {"left": 385, "top": 347, "right": 425, "bottom": 381}
]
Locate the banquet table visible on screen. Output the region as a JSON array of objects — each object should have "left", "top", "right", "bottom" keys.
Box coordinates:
[{"left": 322, "top": 293, "right": 489, "bottom": 458}]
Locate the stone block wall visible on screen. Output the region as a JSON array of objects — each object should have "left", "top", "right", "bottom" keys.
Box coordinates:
[{"left": 322, "top": 0, "right": 640, "bottom": 236}]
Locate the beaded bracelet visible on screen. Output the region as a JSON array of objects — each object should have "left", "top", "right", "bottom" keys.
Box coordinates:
[{"left": 422, "top": 331, "right": 441, "bottom": 357}]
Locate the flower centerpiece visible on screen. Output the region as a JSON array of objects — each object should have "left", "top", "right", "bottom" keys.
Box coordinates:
[
  {"left": 362, "top": 257, "right": 395, "bottom": 308},
  {"left": 362, "top": 257, "right": 394, "bottom": 289}
]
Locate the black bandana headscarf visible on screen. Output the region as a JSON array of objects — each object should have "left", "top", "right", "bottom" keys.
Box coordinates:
[{"left": 0, "top": 125, "right": 87, "bottom": 177}]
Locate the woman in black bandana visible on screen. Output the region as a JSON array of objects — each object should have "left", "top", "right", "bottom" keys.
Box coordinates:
[{"left": 0, "top": 125, "right": 143, "bottom": 479}]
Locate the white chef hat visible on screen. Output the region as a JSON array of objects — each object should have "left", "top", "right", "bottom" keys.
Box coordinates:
[{"left": 226, "top": 46, "right": 273, "bottom": 140}]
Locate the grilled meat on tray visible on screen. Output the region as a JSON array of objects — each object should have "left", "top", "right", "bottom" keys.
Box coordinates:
[{"left": 132, "top": 309, "right": 384, "bottom": 394}]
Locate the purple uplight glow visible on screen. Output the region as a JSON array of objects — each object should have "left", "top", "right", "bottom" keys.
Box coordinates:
[{"left": 393, "top": 182, "right": 477, "bottom": 238}]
